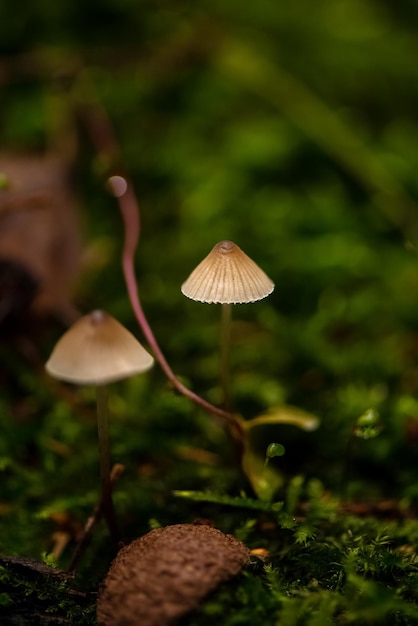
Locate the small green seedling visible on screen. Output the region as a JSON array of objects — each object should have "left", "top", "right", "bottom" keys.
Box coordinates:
[
  {"left": 241, "top": 406, "right": 319, "bottom": 500},
  {"left": 342, "top": 408, "right": 383, "bottom": 495},
  {"left": 353, "top": 408, "right": 383, "bottom": 440},
  {"left": 265, "top": 442, "right": 286, "bottom": 463}
]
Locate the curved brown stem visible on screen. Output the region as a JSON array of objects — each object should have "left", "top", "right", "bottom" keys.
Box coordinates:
[
  {"left": 114, "top": 178, "right": 240, "bottom": 429},
  {"left": 74, "top": 74, "right": 243, "bottom": 438}
]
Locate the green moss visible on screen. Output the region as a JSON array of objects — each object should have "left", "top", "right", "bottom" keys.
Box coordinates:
[{"left": 2, "top": 0, "right": 418, "bottom": 623}]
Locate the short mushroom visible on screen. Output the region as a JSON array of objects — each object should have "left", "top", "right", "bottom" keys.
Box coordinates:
[
  {"left": 181, "top": 241, "right": 274, "bottom": 407},
  {"left": 45, "top": 309, "right": 154, "bottom": 540}
]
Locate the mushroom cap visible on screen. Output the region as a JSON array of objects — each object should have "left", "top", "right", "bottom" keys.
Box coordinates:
[
  {"left": 45, "top": 310, "right": 154, "bottom": 385},
  {"left": 181, "top": 240, "right": 274, "bottom": 304}
]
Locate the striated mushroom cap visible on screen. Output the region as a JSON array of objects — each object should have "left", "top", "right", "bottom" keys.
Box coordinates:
[
  {"left": 45, "top": 310, "right": 154, "bottom": 385},
  {"left": 97, "top": 523, "right": 250, "bottom": 626},
  {"left": 181, "top": 240, "right": 274, "bottom": 304}
]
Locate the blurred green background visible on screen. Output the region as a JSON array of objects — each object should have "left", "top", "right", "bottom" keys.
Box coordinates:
[{"left": 2, "top": 0, "right": 418, "bottom": 566}]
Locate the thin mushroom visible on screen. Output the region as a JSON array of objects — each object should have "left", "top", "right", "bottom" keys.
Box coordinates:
[
  {"left": 181, "top": 241, "right": 274, "bottom": 408},
  {"left": 45, "top": 310, "right": 154, "bottom": 541}
]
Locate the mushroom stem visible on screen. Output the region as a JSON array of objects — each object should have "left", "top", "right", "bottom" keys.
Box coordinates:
[
  {"left": 68, "top": 463, "right": 124, "bottom": 573},
  {"left": 220, "top": 303, "right": 232, "bottom": 410},
  {"left": 96, "top": 384, "right": 119, "bottom": 542}
]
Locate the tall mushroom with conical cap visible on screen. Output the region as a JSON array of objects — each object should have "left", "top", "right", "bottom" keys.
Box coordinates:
[
  {"left": 181, "top": 241, "right": 274, "bottom": 407},
  {"left": 46, "top": 310, "right": 154, "bottom": 540}
]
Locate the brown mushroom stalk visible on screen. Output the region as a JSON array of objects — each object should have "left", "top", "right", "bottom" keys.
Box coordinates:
[
  {"left": 45, "top": 310, "right": 154, "bottom": 544},
  {"left": 96, "top": 383, "right": 118, "bottom": 540},
  {"left": 181, "top": 240, "right": 274, "bottom": 409}
]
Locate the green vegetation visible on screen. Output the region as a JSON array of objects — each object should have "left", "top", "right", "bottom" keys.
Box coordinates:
[{"left": 1, "top": 1, "right": 418, "bottom": 624}]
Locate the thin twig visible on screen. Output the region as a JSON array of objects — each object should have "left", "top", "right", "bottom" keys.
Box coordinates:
[
  {"left": 113, "top": 178, "right": 239, "bottom": 427},
  {"left": 74, "top": 77, "right": 243, "bottom": 436},
  {"left": 68, "top": 463, "right": 125, "bottom": 573}
]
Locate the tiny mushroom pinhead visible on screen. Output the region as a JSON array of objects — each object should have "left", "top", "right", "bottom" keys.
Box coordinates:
[
  {"left": 181, "top": 241, "right": 274, "bottom": 408},
  {"left": 45, "top": 309, "right": 154, "bottom": 541}
]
